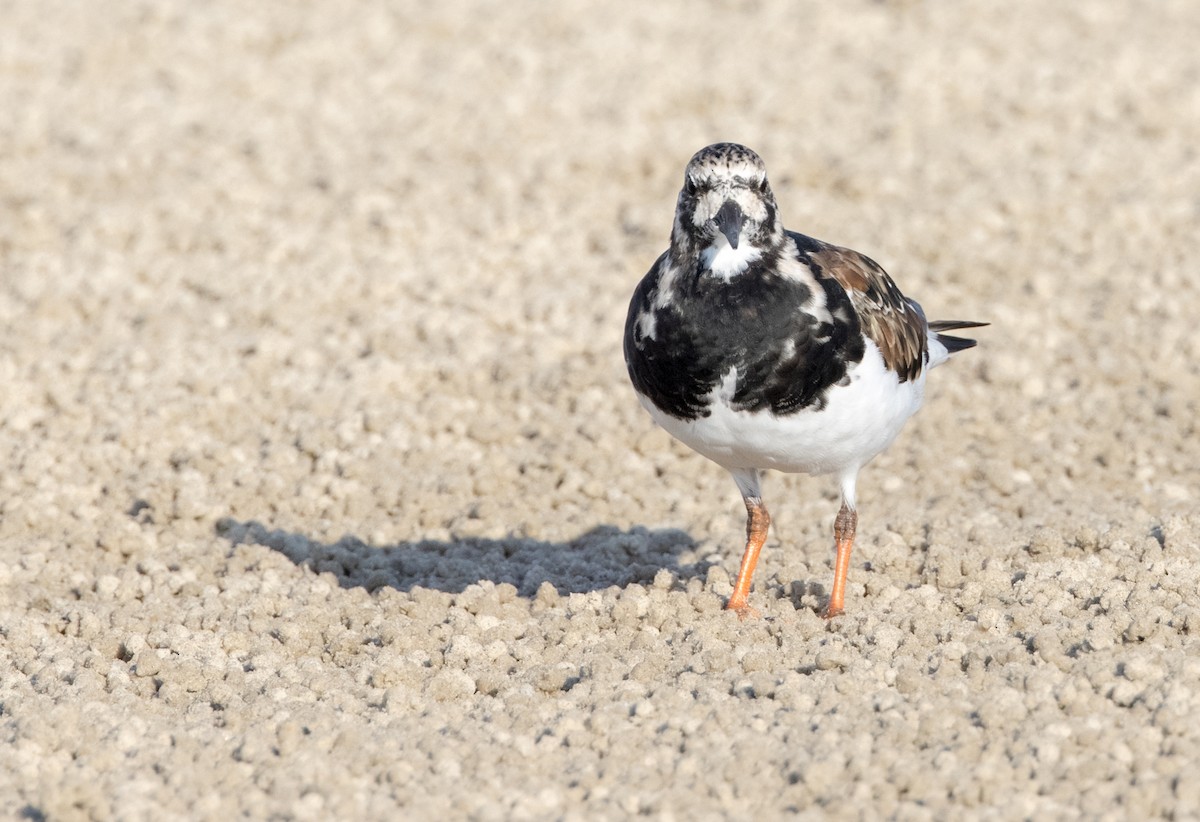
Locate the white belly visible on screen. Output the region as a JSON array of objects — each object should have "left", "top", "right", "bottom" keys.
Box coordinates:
[{"left": 639, "top": 340, "right": 925, "bottom": 476}]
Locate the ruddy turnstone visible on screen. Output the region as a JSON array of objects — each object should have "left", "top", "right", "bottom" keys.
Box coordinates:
[{"left": 624, "top": 143, "right": 984, "bottom": 619}]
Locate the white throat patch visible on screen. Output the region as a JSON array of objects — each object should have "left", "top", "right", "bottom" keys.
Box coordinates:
[{"left": 700, "top": 237, "right": 762, "bottom": 280}]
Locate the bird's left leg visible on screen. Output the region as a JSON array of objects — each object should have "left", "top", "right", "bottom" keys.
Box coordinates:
[
  {"left": 726, "top": 469, "right": 769, "bottom": 620},
  {"left": 822, "top": 501, "right": 857, "bottom": 619},
  {"left": 822, "top": 471, "right": 861, "bottom": 619}
]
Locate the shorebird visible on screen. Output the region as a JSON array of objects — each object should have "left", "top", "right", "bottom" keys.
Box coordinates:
[{"left": 624, "top": 143, "right": 984, "bottom": 618}]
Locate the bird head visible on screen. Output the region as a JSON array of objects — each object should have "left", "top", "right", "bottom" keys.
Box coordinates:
[{"left": 670, "top": 143, "right": 784, "bottom": 270}]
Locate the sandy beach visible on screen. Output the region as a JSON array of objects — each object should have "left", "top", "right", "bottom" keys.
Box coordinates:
[{"left": 2, "top": 1, "right": 1199, "bottom": 818}]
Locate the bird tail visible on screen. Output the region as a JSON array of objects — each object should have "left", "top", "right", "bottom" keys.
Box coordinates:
[
  {"left": 929, "top": 320, "right": 988, "bottom": 354},
  {"left": 925, "top": 319, "right": 987, "bottom": 368}
]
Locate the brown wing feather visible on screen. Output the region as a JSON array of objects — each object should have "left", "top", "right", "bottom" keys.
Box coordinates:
[{"left": 809, "top": 245, "right": 928, "bottom": 382}]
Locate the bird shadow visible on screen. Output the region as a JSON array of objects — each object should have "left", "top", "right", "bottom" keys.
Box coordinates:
[{"left": 215, "top": 518, "right": 709, "bottom": 597}]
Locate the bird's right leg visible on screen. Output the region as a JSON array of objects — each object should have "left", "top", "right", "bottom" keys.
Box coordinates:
[{"left": 726, "top": 469, "right": 769, "bottom": 620}]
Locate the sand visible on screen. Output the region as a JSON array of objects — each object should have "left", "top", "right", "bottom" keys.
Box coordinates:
[{"left": 2, "top": 1, "right": 1199, "bottom": 819}]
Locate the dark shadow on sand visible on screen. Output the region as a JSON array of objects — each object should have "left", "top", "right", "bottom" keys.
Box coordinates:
[{"left": 216, "top": 518, "right": 708, "bottom": 597}]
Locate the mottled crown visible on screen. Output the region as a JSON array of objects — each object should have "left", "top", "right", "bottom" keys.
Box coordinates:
[{"left": 685, "top": 143, "right": 768, "bottom": 189}]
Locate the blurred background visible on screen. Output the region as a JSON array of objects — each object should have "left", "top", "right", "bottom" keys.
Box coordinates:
[{"left": 3, "top": 1, "right": 1195, "bottom": 553}]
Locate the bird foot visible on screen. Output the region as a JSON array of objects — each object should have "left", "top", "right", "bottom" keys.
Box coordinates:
[
  {"left": 725, "top": 600, "right": 761, "bottom": 621},
  {"left": 820, "top": 603, "right": 844, "bottom": 620}
]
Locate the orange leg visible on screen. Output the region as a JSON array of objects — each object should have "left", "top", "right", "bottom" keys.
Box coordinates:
[
  {"left": 726, "top": 497, "right": 770, "bottom": 619},
  {"left": 822, "top": 502, "right": 857, "bottom": 619}
]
